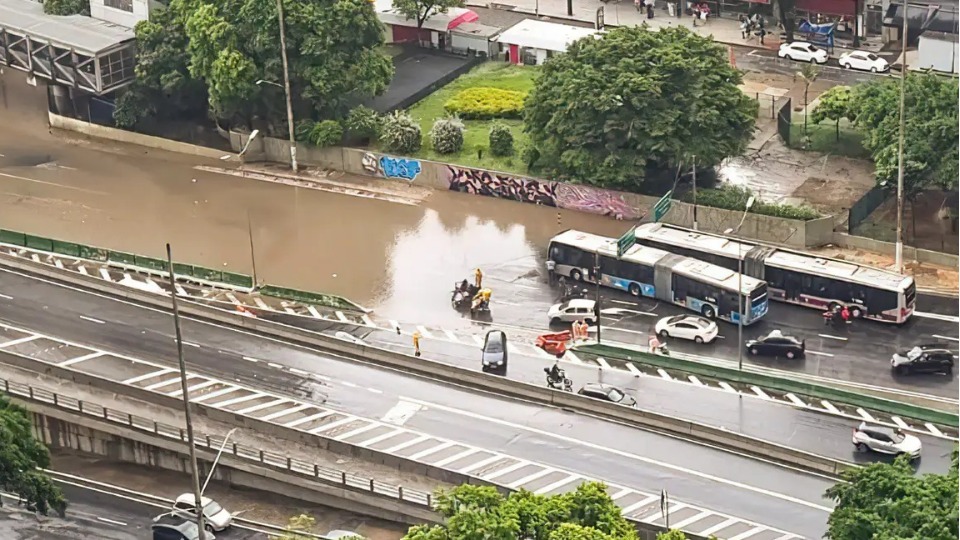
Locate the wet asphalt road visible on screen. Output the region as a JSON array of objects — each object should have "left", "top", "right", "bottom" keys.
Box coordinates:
[{"left": 2, "top": 268, "right": 958, "bottom": 539}]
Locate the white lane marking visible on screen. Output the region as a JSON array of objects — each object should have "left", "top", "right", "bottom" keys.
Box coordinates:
[
  {"left": 0, "top": 171, "right": 108, "bottom": 194},
  {"left": 242, "top": 356, "right": 260, "bottom": 362},
  {"left": 932, "top": 334, "right": 960, "bottom": 342},
  {"left": 751, "top": 386, "right": 770, "bottom": 400},
  {"left": 284, "top": 411, "right": 335, "bottom": 428},
  {"left": 818, "top": 334, "right": 848, "bottom": 341},
  {"left": 99, "top": 268, "right": 112, "bottom": 281},
  {"left": 482, "top": 460, "right": 531, "bottom": 481},
  {"left": 173, "top": 339, "right": 200, "bottom": 348},
  {"left": 260, "top": 403, "right": 311, "bottom": 421},
  {"left": 890, "top": 416, "right": 909, "bottom": 429},
  {"left": 384, "top": 435, "right": 432, "bottom": 453},
  {"left": 367, "top": 387, "right": 383, "bottom": 394},
  {"left": 122, "top": 368, "right": 175, "bottom": 385},
  {"left": 237, "top": 397, "right": 289, "bottom": 415},
  {"left": 212, "top": 392, "right": 265, "bottom": 408},
  {"left": 565, "top": 351, "right": 584, "bottom": 364},
  {"left": 192, "top": 386, "right": 240, "bottom": 404},
  {"left": 252, "top": 297, "right": 270, "bottom": 309},
  {"left": 700, "top": 517, "right": 740, "bottom": 536},
  {"left": 416, "top": 325, "right": 434, "bottom": 339},
  {"left": 289, "top": 367, "right": 309, "bottom": 376},
  {"left": 358, "top": 428, "right": 405, "bottom": 447},
  {"left": 339, "top": 380, "right": 358, "bottom": 388},
  {"left": 625, "top": 362, "right": 642, "bottom": 374},
  {"left": 806, "top": 350, "right": 834, "bottom": 357},
  {"left": 471, "top": 334, "right": 484, "bottom": 346},
  {"left": 54, "top": 259, "right": 64, "bottom": 269},
  {"left": 459, "top": 454, "right": 507, "bottom": 474},
  {"left": 535, "top": 474, "right": 581, "bottom": 494},
  {"left": 389, "top": 320, "right": 401, "bottom": 332},
  {"left": 620, "top": 495, "right": 658, "bottom": 515},
  {"left": 688, "top": 375, "right": 703, "bottom": 386},
  {"left": 856, "top": 408, "right": 876, "bottom": 422},
  {"left": 718, "top": 381, "right": 737, "bottom": 393},
  {"left": 785, "top": 393, "right": 807, "bottom": 407},
  {"left": 656, "top": 368, "right": 672, "bottom": 380},
  {"left": 380, "top": 401, "right": 423, "bottom": 426},
  {"left": 610, "top": 488, "right": 632, "bottom": 500},
  {"left": 361, "top": 314, "right": 376, "bottom": 327},
  {"left": 508, "top": 467, "right": 556, "bottom": 488},
  {"left": 310, "top": 416, "right": 360, "bottom": 434},
  {"left": 284, "top": 307, "right": 297, "bottom": 315},
  {"left": 77, "top": 265, "right": 89, "bottom": 275},
  {"left": 267, "top": 362, "right": 283, "bottom": 369},
  {"left": 335, "top": 422, "right": 382, "bottom": 441},
  {"left": 596, "top": 357, "right": 611, "bottom": 369},
  {"left": 96, "top": 516, "right": 128, "bottom": 526},
  {"left": 144, "top": 376, "right": 187, "bottom": 391},
  {"left": 729, "top": 526, "right": 766, "bottom": 540},
  {"left": 400, "top": 397, "right": 833, "bottom": 512},
  {"left": 0, "top": 292, "right": 12, "bottom": 299},
  {"left": 433, "top": 448, "right": 481, "bottom": 467},
  {"left": 0, "top": 335, "right": 41, "bottom": 348},
  {"left": 306, "top": 306, "right": 322, "bottom": 318},
  {"left": 915, "top": 311, "right": 960, "bottom": 323},
  {"left": 408, "top": 441, "right": 457, "bottom": 461},
  {"left": 175, "top": 284, "right": 187, "bottom": 296},
  {"left": 925, "top": 423, "right": 944, "bottom": 437},
  {"left": 336, "top": 311, "right": 350, "bottom": 323},
  {"left": 609, "top": 299, "right": 636, "bottom": 306},
  {"left": 59, "top": 352, "right": 105, "bottom": 367},
  {"left": 820, "top": 400, "right": 841, "bottom": 414},
  {"left": 670, "top": 510, "right": 713, "bottom": 529},
  {"left": 603, "top": 326, "right": 646, "bottom": 336},
  {"left": 443, "top": 329, "right": 460, "bottom": 342},
  {"left": 225, "top": 292, "right": 240, "bottom": 305}
]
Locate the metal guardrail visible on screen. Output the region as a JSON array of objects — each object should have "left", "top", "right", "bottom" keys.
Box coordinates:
[{"left": 0, "top": 377, "right": 433, "bottom": 508}]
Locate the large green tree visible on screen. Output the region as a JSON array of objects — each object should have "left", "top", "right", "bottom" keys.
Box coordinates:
[
  {"left": 0, "top": 396, "right": 67, "bottom": 516},
  {"left": 393, "top": 0, "right": 465, "bottom": 29},
  {"left": 523, "top": 26, "right": 757, "bottom": 190},
  {"left": 846, "top": 73, "right": 959, "bottom": 197},
  {"left": 824, "top": 452, "right": 958, "bottom": 540},
  {"left": 117, "top": 0, "right": 393, "bottom": 130}
]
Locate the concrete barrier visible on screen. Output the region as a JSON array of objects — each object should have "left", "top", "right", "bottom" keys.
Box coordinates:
[
  {"left": 48, "top": 113, "right": 226, "bottom": 160},
  {"left": 0, "top": 253, "right": 859, "bottom": 479}
]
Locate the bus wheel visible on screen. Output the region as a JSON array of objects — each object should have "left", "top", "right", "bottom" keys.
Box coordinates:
[
  {"left": 571, "top": 270, "right": 583, "bottom": 282},
  {"left": 851, "top": 307, "right": 863, "bottom": 318},
  {"left": 629, "top": 283, "right": 641, "bottom": 296},
  {"left": 702, "top": 306, "right": 716, "bottom": 319},
  {"left": 828, "top": 302, "right": 841, "bottom": 312}
]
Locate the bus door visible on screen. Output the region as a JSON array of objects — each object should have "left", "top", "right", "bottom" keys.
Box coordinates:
[
  {"left": 743, "top": 247, "right": 773, "bottom": 279},
  {"left": 652, "top": 254, "right": 685, "bottom": 303}
]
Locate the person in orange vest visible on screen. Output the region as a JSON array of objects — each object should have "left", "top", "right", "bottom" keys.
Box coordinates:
[
  {"left": 474, "top": 267, "right": 483, "bottom": 289},
  {"left": 412, "top": 331, "right": 422, "bottom": 357}
]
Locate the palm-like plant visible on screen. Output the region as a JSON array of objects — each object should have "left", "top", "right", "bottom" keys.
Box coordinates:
[{"left": 795, "top": 64, "right": 822, "bottom": 137}]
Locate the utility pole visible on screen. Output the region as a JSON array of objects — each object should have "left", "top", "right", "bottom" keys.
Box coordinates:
[
  {"left": 246, "top": 211, "right": 259, "bottom": 289},
  {"left": 276, "top": 0, "right": 298, "bottom": 173},
  {"left": 894, "top": 0, "right": 909, "bottom": 273},
  {"left": 692, "top": 156, "right": 698, "bottom": 231},
  {"left": 165, "top": 244, "right": 205, "bottom": 534},
  {"left": 594, "top": 252, "right": 602, "bottom": 344}
]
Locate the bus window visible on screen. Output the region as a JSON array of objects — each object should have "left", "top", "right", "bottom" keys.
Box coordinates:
[
  {"left": 765, "top": 267, "right": 784, "bottom": 289},
  {"left": 865, "top": 287, "right": 898, "bottom": 313}
]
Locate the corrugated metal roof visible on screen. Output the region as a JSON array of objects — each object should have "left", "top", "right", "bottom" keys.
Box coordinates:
[{"left": 0, "top": 0, "right": 134, "bottom": 54}]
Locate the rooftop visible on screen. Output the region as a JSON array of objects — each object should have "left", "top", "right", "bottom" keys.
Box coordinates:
[
  {"left": 0, "top": 0, "right": 134, "bottom": 54},
  {"left": 495, "top": 18, "right": 599, "bottom": 52}
]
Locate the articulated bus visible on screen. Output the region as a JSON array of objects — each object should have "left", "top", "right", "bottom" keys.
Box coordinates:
[
  {"left": 633, "top": 223, "right": 916, "bottom": 324},
  {"left": 548, "top": 230, "right": 769, "bottom": 325}
]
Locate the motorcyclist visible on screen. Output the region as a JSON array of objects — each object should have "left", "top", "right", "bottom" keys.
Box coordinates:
[
  {"left": 459, "top": 279, "right": 469, "bottom": 293},
  {"left": 472, "top": 288, "right": 492, "bottom": 310}
]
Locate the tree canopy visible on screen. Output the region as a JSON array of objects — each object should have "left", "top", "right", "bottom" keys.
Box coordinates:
[
  {"left": 392, "top": 0, "right": 465, "bottom": 29},
  {"left": 824, "top": 452, "right": 958, "bottom": 540},
  {"left": 0, "top": 396, "right": 67, "bottom": 516},
  {"left": 116, "top": 0, "right": 393, "bottom": 130},
  {"left": 403, "top": 482, "right": 692, "bottom": 540},
  {"left": 843, "top": 73, "right": 959, "bottom": 198},
  {"left": 523, "top": 25, "right": 757, "bottom": 191}
]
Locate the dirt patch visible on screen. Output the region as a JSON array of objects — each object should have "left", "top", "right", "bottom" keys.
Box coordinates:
[{"left": 809, "top": 244, "right": 959, "bottom": 291}]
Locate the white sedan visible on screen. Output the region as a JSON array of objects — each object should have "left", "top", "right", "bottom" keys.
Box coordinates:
[
  {"left": 654, "top": 315, "right": 718, "bottom": 344},
  {"left": 778, "top": 41, "right": 829, "bottom": 64},
  {"left": 548, "top": 299, "right": 597, "bottom": 324},
  {"left": 838, "top": 51, "right": 889, "bottom": 72}
]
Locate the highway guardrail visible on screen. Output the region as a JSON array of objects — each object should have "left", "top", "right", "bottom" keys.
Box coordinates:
[
  {"left": 0, "top": 229, "right": 364, "bottom": 311},
  {"left": 576, "top": 343, "right": 960, "bottom": 429},
  {"left": 0, "top": 252, "right": 860, "bottom": 479},
  {"left": 0, "top": 376, "right": 436, "bottom": 514}
]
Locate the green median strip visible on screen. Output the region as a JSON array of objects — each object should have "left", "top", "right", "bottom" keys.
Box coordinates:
[{"left": 577, "top": 343, "right": 959, "bottom": 428}]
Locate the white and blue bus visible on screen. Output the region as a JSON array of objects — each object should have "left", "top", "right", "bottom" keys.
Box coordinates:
[
  {"left": 548, "top": 230, "right": 769, "bottom": 325},
  {"left": 633, "top": 223, "right": 916, "bottom": 324}
]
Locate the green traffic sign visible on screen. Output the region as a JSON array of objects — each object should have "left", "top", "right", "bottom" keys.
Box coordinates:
[
  {"left": 653, "top": 190, "right": 673, "bottom": 222},
  {"left": 617, "top": 228, "right": 636, "bottom": 258}
]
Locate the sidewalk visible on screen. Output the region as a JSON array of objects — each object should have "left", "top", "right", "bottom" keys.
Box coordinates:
[{"left": 469, "top": 0, "right": 881, "bottom": 54}]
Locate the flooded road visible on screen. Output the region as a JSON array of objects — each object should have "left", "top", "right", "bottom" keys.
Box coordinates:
[{"left": 0, "top": 70, "right": 627, "bottom": 325}]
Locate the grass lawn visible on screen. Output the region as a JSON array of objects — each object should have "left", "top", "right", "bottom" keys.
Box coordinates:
[
  {"left": 401, "top": 62, "right": 538, "bottom": 174},
  {"left": 788, "top": 118, "right": 869, "bottom": 159}
]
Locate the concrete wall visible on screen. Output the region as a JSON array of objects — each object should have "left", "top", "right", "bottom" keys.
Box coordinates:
[
  {"left": 23, "top": 398, "right": 440, "bottom": 525},
  {"left": 832, "top": 232, "right": 960, "bottom": 268},
  {"left": 49, "top": 113, "right": 226, "bottom": 160}
]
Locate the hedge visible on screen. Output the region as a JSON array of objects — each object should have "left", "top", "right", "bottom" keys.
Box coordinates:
[
  {"left": 684, "top": 185, "right": 822, "bottom": 221},
  {"left": 444, "top": 87, "right": 526, "bottom": 120}
]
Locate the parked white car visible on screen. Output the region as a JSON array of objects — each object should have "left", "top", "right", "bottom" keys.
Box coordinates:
[
  {"left": 654, "top": 314, "right": 718, "bottom": 344},
  {"left": 548, "top": 299, "right": 596, "bottom": 324},
  {"left": 852, "top": 422, "right": 922, "bottom": 459},
  {"left": 838, "top": 50, "right": 889, "bottom": 72},
  {"left": 171, "top": 494, "right": 233, "bottom": 532},
  {"left": 778, "top": 41, "right": 829, "bottom": 64}
]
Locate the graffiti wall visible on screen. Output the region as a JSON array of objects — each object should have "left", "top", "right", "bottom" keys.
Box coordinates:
[
  {"left": 362, "top": 152, "right": 422, "bottom": 181},
  {"left": 446, "top": 166, "right": 641, "bottom": 220}
]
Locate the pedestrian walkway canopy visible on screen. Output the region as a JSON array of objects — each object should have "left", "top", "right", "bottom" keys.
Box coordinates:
[{"left": 0, "top": 0, "right": 135, "bottom": 95}]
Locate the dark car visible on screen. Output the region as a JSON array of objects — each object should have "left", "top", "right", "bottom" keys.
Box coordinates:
[
  {"left": 152, "top": 514, "right": 215, "bottom": 540},
  {"left": 481, "top": 330, "right": 508, "bottom": 373},
  {"left": 745, "top": 330, "right": 805, "bottom": 359},
  {"left": 891, "top": 345, "right": 955, "bottom": 375},
  {"left": 577, "top": 383, "right": 637, "bottom": 407}
]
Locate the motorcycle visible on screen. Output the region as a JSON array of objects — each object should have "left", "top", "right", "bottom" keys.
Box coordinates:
[
  {"left": 544, "top": 367, "right": 572, "bottom": 392},
  {"left": 452, "top": 280, "right": 479, "bottom": 312},
  {"left": 655, "top": 343, "right": 670, "bottom": 356},
  {"left": 822, "top": 310, "right": 849, "bottom": 328}
]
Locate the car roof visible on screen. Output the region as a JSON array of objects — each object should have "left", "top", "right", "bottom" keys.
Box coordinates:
[
  {"left": 581, "top": 383, "right": 618, "bottom": 393},
  {"left": 857, "top": 422, "right": 899, "bottom": 438},
  {"left": 175, "top": 494, "right": 213, "bottom": 506},
  {"left": 326, "top": 530, "right": 365, "bottom": 539},
  {"left": 565, "top": 299, "right": 595, "bottom": 308}
]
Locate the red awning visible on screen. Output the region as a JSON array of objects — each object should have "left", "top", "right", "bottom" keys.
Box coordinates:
[
  {"left": 446, "top": 9, "right": 479, "bottom": 30},
  {"left": 797, "top": 0, "right": 857, "bottom": 17}
]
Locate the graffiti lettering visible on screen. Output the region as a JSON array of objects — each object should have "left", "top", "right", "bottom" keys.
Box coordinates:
[
  {"left": 361, "top": 152, "right": 380, "bottom": 175},
  {"left": 446, "top": 165, "right": 641, "bottom": 220},
  {"left": 380, "top": 156, "right": 421, "bottom": 181}
]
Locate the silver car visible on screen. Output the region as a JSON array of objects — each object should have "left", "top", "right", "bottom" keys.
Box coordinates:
[{"left": 852, "top": 422, "right": 922, "bottom": 459}]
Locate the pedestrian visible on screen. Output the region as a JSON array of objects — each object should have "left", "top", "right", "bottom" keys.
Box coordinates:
[
  {"left": 546, "top": 259, "right": 556, "bottom": 285},
  {"left": 635, "top": 0, "right": 641, "bottom": 11},
  {"left": 739, "top": 15, "right": 750, "bottom": 39},
  {"left": 474, "top": 267, "right": 483, "bottom": 289},
  {"left": 675, "top": 0, "right": 681, "bottom": 18},
  {"left": 412, "top": 331, "right": 422, "bottom": 357},
  {"left": 691, "top": 4, "right": 699, "bottom": 25},
  {"left": 646, "top": 1, "right": 654, "bottom": 19},
  {"left": 757, "top": 27, "right": 767, "bottom": 45}
]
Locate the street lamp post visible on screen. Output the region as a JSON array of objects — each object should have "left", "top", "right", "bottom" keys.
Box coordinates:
[
  {"left": 724, "top": 195, "right": 755, "bottom": 375},
  {"left": 220, "top": 129, "right": 260, "bottom": 162},
  {"left": 894, "top": 0, "right": 909, "bottom": 273},
  {"left": 201, "top": 428, "right": 239, "bottom": 495}
]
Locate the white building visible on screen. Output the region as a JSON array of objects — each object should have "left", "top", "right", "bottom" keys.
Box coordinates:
[
  {"left": 495, "top": 19, "right": 600, "bottom": 66},
  {"left": 89, "top": 0, "right": 160, "bottom": 28}
]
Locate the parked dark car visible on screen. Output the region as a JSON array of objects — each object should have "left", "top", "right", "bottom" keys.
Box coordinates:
[
  {"left": 745, "top": 330, "right": 805, "bottom": 359},
  {"left": 891, "top": 345, "right": 955, "bottom": 375},
  {"left": 152, "top": 514, "right": 215, "bottom": 540},
  {"left": 577, "top": 383, "right": 637, "bottom": 407},
  {"left": 481, "top": 330, "right": 508, "bottom": 373}
]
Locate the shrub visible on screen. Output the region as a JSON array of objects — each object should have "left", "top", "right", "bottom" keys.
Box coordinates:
[
  {"left": 296, "top": 120, "right": 343, "bottom": 148},
  {"left": 380, "top": 111, "right": 422, "bottom": 154},
  {"left": 44, "top": 0, "right": 89, "bottom": 15},
  {"left": 684, "top": 185, "right": 822, "bottom": 221},
  {"left": 344, "top": 105, "right": 381, "bottom": 143},
  {"left": 430, "top": 117, "right": 465, "bottom": 155},
  {"left": 444, "top": 87, "right": 526, "bottom": 120},
  {"left": 488, "top": 122, "right": 514, "bottom": 156}
]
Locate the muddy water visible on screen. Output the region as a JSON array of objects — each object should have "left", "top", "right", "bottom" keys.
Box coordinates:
[{"left": 0, "top": 70, "right": 628, "bottom": 321}]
